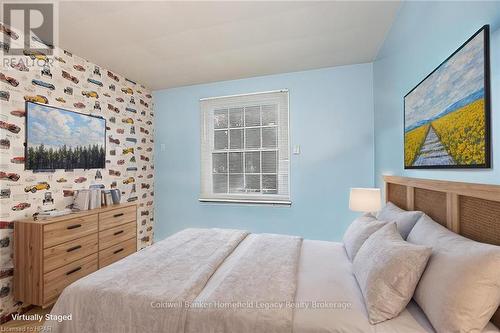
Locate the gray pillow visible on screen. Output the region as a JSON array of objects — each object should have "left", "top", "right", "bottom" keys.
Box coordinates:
[
  {"left": 407, "top": 214, "right": 500, "bottom": 332},
  {"left": 376, "top": 202, "right": 422, "bottom": 239},
  {"left": 353, "top": 223, "right": 432, "bottom": 324},
  {"left": 343, "top": 214, "right": 387, "bottom": 261}
]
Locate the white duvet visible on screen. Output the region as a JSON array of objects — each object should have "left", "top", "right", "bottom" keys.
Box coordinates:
[
  {"left": 45, "top": 228, "right": 302, "bottom": 333},
  {"left": 45, "top": 228, "right": 250, "bottom": 333},
  {"left": 44, "top": 228, "right": 499, "bottom": 333},
  {"left": 186, "top": 233, "right": 302, "bottom": 333}
]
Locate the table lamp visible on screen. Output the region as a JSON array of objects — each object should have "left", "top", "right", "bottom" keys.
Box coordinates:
[{"left": 349, "top": 188, "right": 381, "bottom": 213}]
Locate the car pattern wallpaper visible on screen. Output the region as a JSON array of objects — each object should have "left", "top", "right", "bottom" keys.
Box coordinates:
[{"left": 0, "top": 22, "right": 154, "bottom": 322}]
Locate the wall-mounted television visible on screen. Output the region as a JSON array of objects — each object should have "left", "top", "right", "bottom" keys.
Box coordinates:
[{"left": 25, "top": 102, "right": 106, "bottom": 170}]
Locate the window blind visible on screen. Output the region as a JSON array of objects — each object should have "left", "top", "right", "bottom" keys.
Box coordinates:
[{"left": 200, "top": 90, "right": 290, "bottom": 204}]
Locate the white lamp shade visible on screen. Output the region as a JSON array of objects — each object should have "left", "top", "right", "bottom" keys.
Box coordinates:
[{"left": 349, "top": 188, "right": 381, "bottom": 212}]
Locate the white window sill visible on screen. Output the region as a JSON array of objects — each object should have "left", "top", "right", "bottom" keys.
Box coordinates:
[{"left": 199, "top": 198, "right": 291, "bottom": 206}]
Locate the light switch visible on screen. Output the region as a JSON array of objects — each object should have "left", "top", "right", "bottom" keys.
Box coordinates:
[
  {"left": 293, "top": 145, "right": 301, "bottom": 155},
  {"left": 160, "top": 143, "right": 166, "bottom": 152}
]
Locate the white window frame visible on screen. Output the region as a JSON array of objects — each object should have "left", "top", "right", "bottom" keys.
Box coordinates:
[{"left": 200, "top": 90, "right": 290, "bottom": 205}]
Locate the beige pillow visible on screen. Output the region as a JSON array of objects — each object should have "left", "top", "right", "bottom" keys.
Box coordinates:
[
  {"left": 353, "top": 223, "right": 432, "bottom": 324},
  {"left": 376, "top": 201, "right": 423, "bottom": 239},
  {"left": 407, "top": 214, "right": 500, "bottom": 332},
  {"left": 343, "top": 214, "right": 387, "bottom": 260}
]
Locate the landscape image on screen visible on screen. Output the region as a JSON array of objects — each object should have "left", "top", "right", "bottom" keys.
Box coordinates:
[
  {"left": 404, "top": 28, "right": 488, "bottom": 168},
  {"left": 26, "top": 102, "right": 105, "bottom": 170}
]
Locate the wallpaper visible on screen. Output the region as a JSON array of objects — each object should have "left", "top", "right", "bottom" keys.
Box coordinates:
[{"left": 0, "top": 22, "right": 155, "bottom": 322}]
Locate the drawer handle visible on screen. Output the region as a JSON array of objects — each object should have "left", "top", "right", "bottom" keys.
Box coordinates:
[
  {"left": 113, "top": 248, "right": 124, "bottom": 254},
  {"left": 67, "top": 224, "right": 82, "bottom": 230},
  {"left": 66, "top": 267, "right": 82, "bottom": 275},
  {"left": 66, "top": 245, "right": 82, "bottom": 252},
  {"left": 113, "top": 213, "right": 124, "bottom": 218},
  {"left": 113, "top": 230, "right": 124, "bottom": 236}
]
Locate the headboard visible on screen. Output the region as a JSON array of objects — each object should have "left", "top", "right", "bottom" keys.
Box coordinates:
[{"left": 384, "top": 175, "right": 500, "bottom": 328}]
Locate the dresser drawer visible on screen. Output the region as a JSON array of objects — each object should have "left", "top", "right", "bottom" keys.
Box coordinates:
[
  {"left": 99, "top": 205, "right": 136, "bottom": 231},
  {"left": 99, "top": 222, "right": 136, "bottom": 250},
  {"left": 43, "top": 234, "right": 98, "bottom": 273},
  {"left": 43, "top": 215, "right": 98, "bottom": 248},
  {"left": 99, "top": 237, "right": 136, "bottom": 268},
  {"left": 43, "top": 253, "right": 98, "bottom": 306}
]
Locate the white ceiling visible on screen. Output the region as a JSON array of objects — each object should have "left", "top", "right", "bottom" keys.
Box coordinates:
[{"left": 55, "top": 1, "right": 400, "bottom": 90}]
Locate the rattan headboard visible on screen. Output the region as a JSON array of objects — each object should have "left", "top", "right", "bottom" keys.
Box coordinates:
[{"left": 384, "top": 176, "right": 500, "bottom": 328}]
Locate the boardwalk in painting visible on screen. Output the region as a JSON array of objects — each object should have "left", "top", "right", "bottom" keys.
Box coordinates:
[{"left": 413, "top": 127, "right": 455, "bottom": 166}]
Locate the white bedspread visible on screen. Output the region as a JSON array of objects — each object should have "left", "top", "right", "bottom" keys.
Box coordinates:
[
  {"left": 45, "top": 228, "right": 249, "bottom": 333},
  {"left": 185, "top": 233, "right": 302, "bottom": 333},
  {"left": 44, "top": 229, "right": 499, "bottom": 333}
]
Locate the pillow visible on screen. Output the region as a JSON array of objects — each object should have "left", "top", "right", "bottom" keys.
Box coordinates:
[
  {"left": 343, "top": 214, "right": 387, "bottom": 260},
  {"left": 376, "top": 201, "right": 422, "bottom": 239},
  {"left": 353, "top": 223, "right": 432, "bottom": 324},
  {"left": 407, "top": 214, "right": 500, "bottom": 332}
]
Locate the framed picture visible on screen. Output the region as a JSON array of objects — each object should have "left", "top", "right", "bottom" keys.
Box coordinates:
[
  {"left": 404, "top": 25, "right": 491, "bottom": 169},
  {"left": 25, "top": 101, "right": 106, "bottom": 171}
]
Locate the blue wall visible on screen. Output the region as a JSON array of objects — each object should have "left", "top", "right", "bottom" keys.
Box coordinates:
[
  {"left": 374, "top": 1, "right": 500, "bottom": 188},
  {"left": 154, "top": 64, "right": 374, "bottom": 241}
]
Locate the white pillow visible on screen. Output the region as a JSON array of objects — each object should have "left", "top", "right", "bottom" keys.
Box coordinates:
[
  {"left": 343, "top": 214, "right": 387, "bottom": 261},
  {"left": 407, "top": 214, "right": 500, "bottom": 332},
  {"left": 353, "top": 223, "right": 432, "bottom": 324},
  {"left": 376, "top": 202, "right": 422, "bottom": 239}
]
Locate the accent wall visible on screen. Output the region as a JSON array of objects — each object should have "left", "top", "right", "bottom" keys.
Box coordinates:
[
  {"left": 374, "top": 1, "right": 500, "bottom": 188},
  {"left": 0, "top": 23, "right": 155, "bottom": 322},
  {"left": 154, "top": 63, "right": 374, "bottom": 242}
]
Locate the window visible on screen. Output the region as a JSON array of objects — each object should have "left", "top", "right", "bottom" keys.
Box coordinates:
[{"left": 200, "top": 90, "right": 290, "bottom": 204}]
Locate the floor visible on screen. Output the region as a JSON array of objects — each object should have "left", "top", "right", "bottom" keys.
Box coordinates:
[{"left": 0, "top": 307, "right": 51, "bottom": 331}]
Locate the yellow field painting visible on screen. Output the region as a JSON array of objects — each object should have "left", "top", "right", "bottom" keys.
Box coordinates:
[
  {"left": 404, "top": 124, "right": 430, "bottom": 166},
  {"left": 432, "top": 98, "right": 486, "bottom": 165}
]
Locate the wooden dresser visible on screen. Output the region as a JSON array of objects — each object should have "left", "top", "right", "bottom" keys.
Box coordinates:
[{"left": 14, "top": 203, "right": 137, "bottom": 307}]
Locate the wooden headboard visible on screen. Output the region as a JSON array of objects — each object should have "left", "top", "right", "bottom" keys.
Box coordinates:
[{"left": 384, "top": 175, "right": 500, "bottom": 328}]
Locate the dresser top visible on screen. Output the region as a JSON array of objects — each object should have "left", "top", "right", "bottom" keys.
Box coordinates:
[{"left": 16, "top": 202, "right": 137, "bottom": 225}]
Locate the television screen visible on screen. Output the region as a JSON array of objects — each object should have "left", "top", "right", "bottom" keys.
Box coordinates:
[{"left": 25, "top": 102, "right": 106, "bottom": 170}]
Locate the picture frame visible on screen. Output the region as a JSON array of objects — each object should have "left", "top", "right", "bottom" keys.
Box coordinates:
[
  {"left": 25, "top": 101, "right": 107, "bottom": 171},
  {"left": 404, "top": 25, "right": 491, "bottom": 169}
]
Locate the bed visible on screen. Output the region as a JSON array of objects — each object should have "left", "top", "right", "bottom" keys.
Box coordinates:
[{"left": 44, "top": 176, "right": 500, "bottom": 332}]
